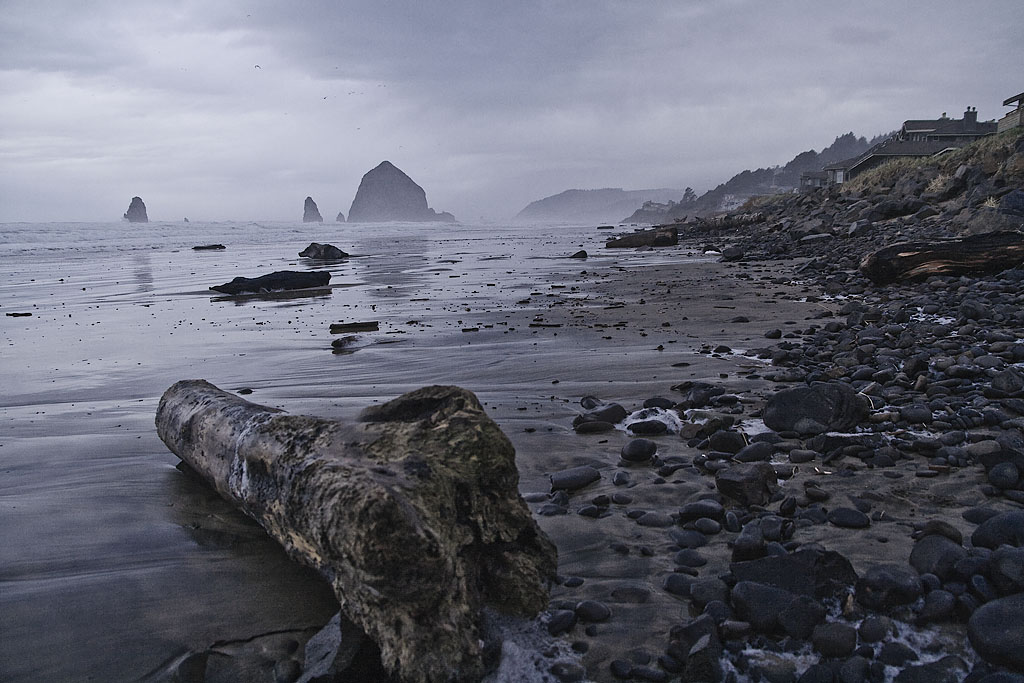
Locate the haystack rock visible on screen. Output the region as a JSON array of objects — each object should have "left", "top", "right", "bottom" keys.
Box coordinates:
[
  {"left": 303, "top": 196, "right": 324, "bottom": 223},
  {"left": 123, "top": 196, "right": 148, "bottom": 223},
  {"left": 347, "top": 161, "right": 456, "bottom": 222}
]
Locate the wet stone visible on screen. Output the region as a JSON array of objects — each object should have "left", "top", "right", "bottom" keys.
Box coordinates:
[
  {"left": 628, "top": 420, "right": 669, "bottom": 435},
  {"left": 575, "top": 600, "right": 611, "bottom": 622},
  {"left": 546, "top": 610, "right": 577, "bottom": 636},
  {"left": 550, "top": 466, "right": 601, "bottom": 492},
  {"left": 621, "top": 438, "right": 657, "bottom": 462},
  {"left": 811, "top": 622, "right": 857, "bottom": 658},
  {"left": 916, "top": 589, "right": 955, "bottom": 624},
  {"left": 669, "top": 529, "right": 708, "bottom": 549},
  {"left": 828, "top": 507, "right": 870, "bottom": 529},
  {"left": 636, "top": 512, "right": 674, "bottom": 528}
]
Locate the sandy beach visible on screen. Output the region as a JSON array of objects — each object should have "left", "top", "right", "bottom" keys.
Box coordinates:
[{"left": 3, "top": 217, "right": 1023, "bottom": 682}]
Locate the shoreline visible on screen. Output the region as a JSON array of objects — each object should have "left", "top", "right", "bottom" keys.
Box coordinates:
[{"left": 3, "top": 218, "right": 1024, "bottom": 681}]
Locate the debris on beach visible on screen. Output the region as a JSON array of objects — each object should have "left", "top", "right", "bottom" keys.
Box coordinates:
[{"left": 210, "top": 270, "right": 331, "bottom": 295}]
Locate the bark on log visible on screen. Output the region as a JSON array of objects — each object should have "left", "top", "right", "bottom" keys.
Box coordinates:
[
  {"left": 156, "top": 380, "right": 556, "bottom": 683},
  {"left": 859, "top": 231, "right": 1024, "bottom": 285}
]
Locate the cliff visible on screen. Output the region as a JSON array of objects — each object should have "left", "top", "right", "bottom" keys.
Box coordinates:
[
  {"left": 347, "top": 161, "right": 455, "bottom": 222},
  {"left": 123, "top": 196, "right": 148, "bottom": 223},
  {"left": 303, "top": 196, "right": 324, "bottom": 223},
  {"left": 516, "top": 188, "right": 683, "bottom": 224}
]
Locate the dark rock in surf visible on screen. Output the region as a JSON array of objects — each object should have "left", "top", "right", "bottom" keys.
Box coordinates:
[
  {"left": 304, "top": 196, "right": 324, "bottom": 223},
  {"left": 211, "top": 270, "right": 331, "bottom": 295},
  {"left": 348, "top": 161, "right": 455, "bottom": 222},
  {"left": 300, "top": 243, "right": 349, "bottom": 259},
  {"left": 336, "top": 212, "right": 346, "bottom": 223},
  {"left": 123, "top": 196, "right": 149, "bottom": 223}
]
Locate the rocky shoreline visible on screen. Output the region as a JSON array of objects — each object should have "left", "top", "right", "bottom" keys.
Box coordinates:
[{"left": 519, "top": 130, "right": 1024, "bottom": 682}]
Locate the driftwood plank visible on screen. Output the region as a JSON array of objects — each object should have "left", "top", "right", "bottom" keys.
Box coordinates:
[{"left": 859, "top": 231, "right": 1024, "bottom": 285}]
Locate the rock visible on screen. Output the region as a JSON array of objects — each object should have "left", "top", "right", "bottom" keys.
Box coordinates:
[
  {"left": 627, "top": 420, "right": 668, "bottom": 435},
  {"left": 155, "top": 381, "right": 556, "bottom": 683},
  {"left": 123, "top": 196, "right": 148, "bottom": 222},
  {"left": 620, "top": 439, "right": 657, "bottom": 463},
  {"left": 575, "top": 600, "right": 611, "bottom": 622},
  {"left": 763, "top": 382, "right": 869, "bottom": 435},
  {"left": 856, "top": 563, "right": 923, "bottom": 610},
  {"left": 730, "top": 549, "right": 857, "bottom": 598},
  {"left": 778, "top": 595, "right": 827, "bottom": 639},
  {"left": 916, "top": 589, "right": 956, "bottom": 624},
  {"left": 336, "top": 211, "right": 346, "bottom": 222},
  {"left": 192, "top": 244, "right": 225, "bottom": 250},
  {"left": 347, "top": 161, "right": 455, "bottom": 222},
  {"left": 678, "top": 500, "right": 725, "bottom": 523},
  {"left": 730, "top": 581, "right": 797, "bottom": 632},
  {"left": 989, "top": 462, "right": 1020, "bottom": 489},
  {"left": 909, "top": 534, "right": 967, "bottom": 580},
  {"left": 569, "top": 250, "right": 588, "bottom": 259},
  {"left": 827, "top": 507, "right": 871, "bottom": 529},
  {"left": 550, "top": 466, "right": 601, "bottom": 492},
  {"left": 989, "top": 546, "right": 1024, "bottom": 595},
  {"left": 972, "top": 510, "right": 1024, "bottom": 549},
  {"left": 720, "top": 246, "right": 745, "bottom": 262},
  {"left": 715, "top": 462, "right": 777, "bottom": 506},
  {"left": 893, "top": 656, "right": 969, "bottom": 683},
  {"left": 968, "top": 593, "right": 1024, "bottom": 671},
  {"left": 210, "top": 270, "right": 331, "bottom": 295},
  {"left": 810, "top": 622, "right": 857, "bottom": 658},
  {"left": 299, "top": 242, "right": 349, "bottom": 259},
  {"left": 303, "top": 196, "right": 323, "bottom": 222}
]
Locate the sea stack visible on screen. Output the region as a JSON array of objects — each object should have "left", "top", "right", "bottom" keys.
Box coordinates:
[
  {"left": 303, "top": 196, "right": 324, "bottom": 223},
  {"left": 336, "top": 211, "right": 346, "bottom": 223},
  {"left": 123, "top": 197, "right": 148, "bottom": 223},
  {"left": 347, "top": 161, "right": 456, "bottom": 222}
]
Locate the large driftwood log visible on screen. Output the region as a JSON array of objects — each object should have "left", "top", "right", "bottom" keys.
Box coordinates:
[
  {"left": 210, "top": 270, "right": 331, "bottom": 295},
  {"left": 156, "top": 381, "right": 556, "bottom": 683},
  {"left": 859, "top": 231, "right": 1024, "bottom": 285},
  {"left": 605, "top": 225, "right": 678, "bottom": 248}
]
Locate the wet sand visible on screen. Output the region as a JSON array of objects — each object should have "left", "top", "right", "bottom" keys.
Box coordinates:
[{"left": 2, "top": 222, "right": 990, "bottom": 680}]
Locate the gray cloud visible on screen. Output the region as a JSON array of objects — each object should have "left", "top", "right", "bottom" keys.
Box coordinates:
[{"left": 1, "top": 0, "right": 1022, "bottom": 221}]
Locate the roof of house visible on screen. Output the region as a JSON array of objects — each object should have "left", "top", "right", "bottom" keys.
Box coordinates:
[
  {"left": 901, "top": 117, "right": 996, "bottom": 137},
  {"left": 1004, "top": 91, "right": 1024, "bottom": 107},
  {"left": 845, "top": 139, "right": 958, "bottom": 175}
]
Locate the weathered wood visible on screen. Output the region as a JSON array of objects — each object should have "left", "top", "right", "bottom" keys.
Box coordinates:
[
  {"left": 156, "top": 381, "right": 556, "bottom": 683},
  {"left": 210, "top": 270, "right": 331, "bottom": 295},
  {"left": 605, "top": 225, "right": 677, "bottom": 248},
  {"left": 859, "top": 231, "right": 1024, "bottom": 285}
]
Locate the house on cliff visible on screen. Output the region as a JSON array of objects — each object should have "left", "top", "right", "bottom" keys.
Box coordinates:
[
  {"left": 999, "top": 91, "right": 1024, "bottom": 133},
  {"left": 823, "top": 106, "right": 996, "bottom": 185}
]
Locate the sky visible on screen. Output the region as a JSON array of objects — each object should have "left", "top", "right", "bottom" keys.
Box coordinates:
[{"left": 1, "top": 0, "right": 1022, "bottom": 223}]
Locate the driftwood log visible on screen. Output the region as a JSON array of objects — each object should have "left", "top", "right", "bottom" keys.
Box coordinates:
[
  {"left": 156, "top": 381, "right": 556, "bottom": 683},
  {"left": 859, "top": 231, "right": 1024, "bottom": 285},
  {"left": 605, "top": 225, "right": 678, "bottom": 248},
  {"left": 210, "top": 270, "right": 331, "bottom": 295}
]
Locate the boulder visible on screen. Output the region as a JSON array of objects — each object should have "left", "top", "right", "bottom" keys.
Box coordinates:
[
  {"left": 210, "top": 270, "right": 331, "bottom": 295},
  {"left": 715, "top": 462, "right": 777, "bottom": 507},
  {"left": 303, "top": 196, "right": 324, "bottom": 222},
  {"left": 762, "top": 382, "right": 869, "bottom": 435},
  {"left": 347, "top": 161, "right": 456, "bottom": 222},
  {"left": 123, "top": 196, "right": 148, "bottom": 222},
  {"left": 299, "top": 243, "right": 349, "bottom": 259},
  {"left": 856, "top": 563, "right": 923, "bottom": 610},
  {"left": 156, "top": 381, "right": 556, "bottom": 683},
  {"left": 968, "top": 593, "right": 1024, "bottom": 671}
]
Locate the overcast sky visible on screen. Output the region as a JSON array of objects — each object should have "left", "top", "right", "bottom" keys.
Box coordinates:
[{"left": 1, "top": 1, "right": 1021, "bottom": 222}]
